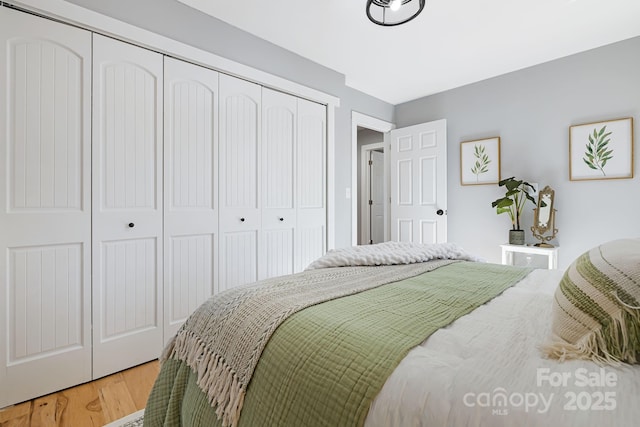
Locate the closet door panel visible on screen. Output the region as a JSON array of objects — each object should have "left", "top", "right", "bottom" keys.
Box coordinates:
[
  {"left": 100, "top": 239, "right": 157, "bottom": 337},
  {"left": 260, "top": 88, "right": 296, "bottom": 279},
  {"left": 164, "top": 57, "right": 218, "bottom": 341},
  {"left": 264, "top": 229, "right": 294, "bottom": 278},
  {"left": 0, "top": 8, "right": 92, "bottom": 407},
  {"left": 168, "top": 234, "right": 213, "bottom": 326},
  {"left": 296, "top": 99, "right": 327, "bottom": 272},
  {"left": 219, "top": 75, "right": 261, "bottom": 291},
  {"left": 92, "top": 34, "right": 163, "bottom": 379},
  {"left": 297, "top": 226, "right": 325, "bottom": 271},
  {"left": 222, "top": 231, "right": 258, "bottom": 288},
  {"left": 220, "top": 77, "right": 259, "bottom": 212}
]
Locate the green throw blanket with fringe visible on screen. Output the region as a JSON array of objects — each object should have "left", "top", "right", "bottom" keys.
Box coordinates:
[{"left": 145, "top": 261, "right": 530, "bottom": 427}]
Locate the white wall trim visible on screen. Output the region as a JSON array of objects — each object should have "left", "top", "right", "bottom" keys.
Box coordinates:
[
  {"left": 351, "top": 111, "right": 394, "bottom": 246},
  {"left": 327, "top": 106, "right": 336, "bottom": 250}
]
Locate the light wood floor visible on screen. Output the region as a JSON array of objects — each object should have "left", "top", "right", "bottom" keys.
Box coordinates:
[{"left": 0, "top": 360, "right": 160, "bottom": 427}]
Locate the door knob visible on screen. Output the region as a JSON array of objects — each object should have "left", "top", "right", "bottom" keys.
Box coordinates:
[
  {"left": 128, "top": 222, "right": 135, "bottom": 228},
  {"left": 240, "top": 217, "right": 245, "bottom": 222},
  {"left": 436, "top": 209, "right": 444, "bottom": 216},
  {"left": 279, "top": 217, "right": 284, "bottom": 222}
]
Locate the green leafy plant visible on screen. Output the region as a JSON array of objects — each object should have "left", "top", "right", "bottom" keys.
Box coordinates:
[
  {"left": 470, "top": 144, "right": 491, "bottom": 182},
  {"left": 491, "top": 177, "right": 537, "bottom": 230},
  {"left": 583, "top": 125, "right": 613, "bottom": 176}
]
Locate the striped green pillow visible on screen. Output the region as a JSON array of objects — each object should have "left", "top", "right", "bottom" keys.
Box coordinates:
[{"left": 544, "top": 238, "right": 640, "bottom": 364}]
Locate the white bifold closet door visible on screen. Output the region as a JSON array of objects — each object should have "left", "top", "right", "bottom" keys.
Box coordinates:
[
  {"left": 261, "top": 90, "right": 327, "bottom": 275},
  {"left": 163, "top": 57, "right": 219, "bottom": 342},
  {"left": 219, "top": 81, "right": 327, "bottom": 286},
  {"left": 92, "top": 34, "right": 164, "bottom": 378},
  {"left": 219, "top": 75, "right": 261, "bottom": 291},
  {"left": 260, "top": 88, "right": 296, "bottom": 279},
  {"left": 0, "top": 8, "right": 92, "bottom": 407},
  {"left": 296, "top": 99, "right": 327, "bottom": 272}
]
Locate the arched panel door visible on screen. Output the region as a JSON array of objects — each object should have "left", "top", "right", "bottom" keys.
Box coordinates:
[
  {"left": 296, "top": 99, "right": 327, "bottom": 271},
  {"left": 163, "top": 57, "right": 219, "bottom": 342},
  {"left": 261, "top": 88, "right": 296, "bottom": 279},
  {"left": 92, "top": 34, "right": 164, "bottom": 379},
  {"left": 219, "top": 74, "right": 261, "bottom": 291},
  {"left": 0, "top": 8, "right": 92, "bottom": 407}
]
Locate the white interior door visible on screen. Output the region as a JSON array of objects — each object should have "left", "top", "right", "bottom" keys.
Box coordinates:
[
  {"left": 219, "top": 74, "right": 261, "bottom": 290},
  {"left": 0, "top": 8, "right": 92, "bottom": 407},
  {"left": 163, "top": 57, "right": 218, "bottom": 343},
  {"left": 92, "top": 34, "right": 164, "bottom": 378},
  {"left": 261, "top": 88, "right": 296, "bottom": 279},
  {"left": 295, "top": 99, "right": 327, "bottom": 271},
  {"left": 390, "top": 119, "right": 447, "bottom": 243},
  {"left": 369, "top": 150, "right": 385, "bottom": 244}
]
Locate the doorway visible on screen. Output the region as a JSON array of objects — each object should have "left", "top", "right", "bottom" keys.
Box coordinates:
[
  {"left": 351, "top": 112, "right": 394, "bottom": 246},
  {"left": 360, "top": 143, "right": 385, "bottom": 244},
  {"left": 351, "top": 114, "right": 448, "bottom": 247}
]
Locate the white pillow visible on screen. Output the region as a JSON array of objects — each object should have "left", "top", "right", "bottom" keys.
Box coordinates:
[{"left": 544, "top": 238, "right": 640, "bottom": 364}]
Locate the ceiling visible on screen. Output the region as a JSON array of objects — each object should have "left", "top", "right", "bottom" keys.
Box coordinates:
[{"left": 177, "top": 0, "right": 640, "bottom": 105}]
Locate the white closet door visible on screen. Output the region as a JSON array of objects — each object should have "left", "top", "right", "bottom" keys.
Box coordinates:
[
  {"left": 92, "top": 34, "right": 163, "bottom": 378},
  {"left": 219, "top": 75, "right": 261, "bottom": 291},
  {"left": 164, "top": 57, "right": 218, "bottom": 342},
  {"left": 295, "top": 99, "right": 327, "bottom": 272},
  {"left": 260, "top": 88, "right": 296, "bottom": 279},
  {"left": 0, "top": 8, "right": 92, "bottom": 407}
]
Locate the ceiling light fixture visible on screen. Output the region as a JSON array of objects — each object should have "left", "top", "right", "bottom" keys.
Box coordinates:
[{"left": 366, "top": 0, "right": 426, "bottom": 27}]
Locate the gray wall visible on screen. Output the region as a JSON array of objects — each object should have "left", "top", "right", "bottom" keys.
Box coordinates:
[
  {"left": 396, "top": 36, "right": 640, "bottom": 269},
  {"left": 65, "top": 0, "right": 394, "bottom": 249}
]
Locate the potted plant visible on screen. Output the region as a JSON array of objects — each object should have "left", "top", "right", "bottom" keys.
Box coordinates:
[{"left": 491, "top": 177, "right": 537, "bottom": 245}]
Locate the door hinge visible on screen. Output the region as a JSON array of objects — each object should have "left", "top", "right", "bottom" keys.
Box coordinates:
[
  {"left": 368, "top": 200, "right": 373, "bottom": 205},
  {"left": 368, "top": 160, "right": 373, "bottom": 166}
]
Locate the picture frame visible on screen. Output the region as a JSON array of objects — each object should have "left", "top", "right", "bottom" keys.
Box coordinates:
[
  {"left": 460, "top": 137, "right": 501, "bottom": 186},
  {"left": 569, "top": 117, "right": 634, "bottom": 181}
]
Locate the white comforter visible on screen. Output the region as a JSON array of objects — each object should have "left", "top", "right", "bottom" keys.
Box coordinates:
[{"left": 365, "top": 268, "right": 640, "bottom": 427}]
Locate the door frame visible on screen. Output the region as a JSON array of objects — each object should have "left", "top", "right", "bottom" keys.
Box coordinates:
[
  {"left": 351, "top": 111, "right": 394, "bottom": 246},
  {"left": 359, "top": 143, "right": 385, "bottom": 245}
]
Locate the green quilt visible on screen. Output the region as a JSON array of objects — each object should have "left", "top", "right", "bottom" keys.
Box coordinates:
[{"left": 145, "top": 261, "right": 530, "bottom": 427}]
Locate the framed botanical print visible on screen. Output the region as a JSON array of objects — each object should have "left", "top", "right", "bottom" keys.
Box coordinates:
[
  {"left": 569, "top": 117, "right": 634, "bottom": 181},
  {"left": 460, "top": 137, "right": 501, "bottom": 186}
]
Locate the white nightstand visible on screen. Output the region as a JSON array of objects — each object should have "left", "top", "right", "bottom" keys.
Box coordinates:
[{"left": 500, "top": 244, "right": 559, "bottom": 269}]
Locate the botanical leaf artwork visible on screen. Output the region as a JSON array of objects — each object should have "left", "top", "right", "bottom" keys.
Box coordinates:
[
  {"left": 583, "top": 125, "right": 613, "bottom": 176},
  {"left": 470, "top": 144, "right": 491, "bottom": 182}
]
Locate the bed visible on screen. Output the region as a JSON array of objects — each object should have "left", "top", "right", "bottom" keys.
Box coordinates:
[{"left": 143, "top": 241, "right": 640, "bottom": 427}]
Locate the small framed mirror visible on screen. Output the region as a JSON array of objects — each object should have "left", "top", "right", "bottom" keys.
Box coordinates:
[{"left": 531, "top": 185, "right": 558, "bottom": 247}]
